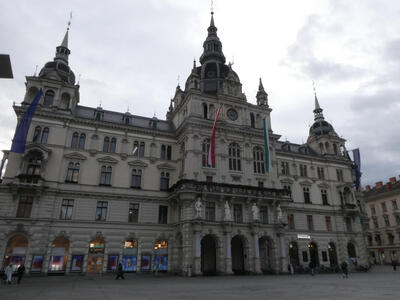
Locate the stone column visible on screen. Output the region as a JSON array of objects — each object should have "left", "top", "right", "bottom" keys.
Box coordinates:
[
  {"left": 253, "top": 233, "right": 261, "bottom": 274},
  {"left": 224, "top": 222, "right": 233, "bottom": 275},
  {"left": 193, "top": 231, "right": 201, "bottom": 276},
  {"left": 278, "top": 233, "right": 288, "bottom": 273}
]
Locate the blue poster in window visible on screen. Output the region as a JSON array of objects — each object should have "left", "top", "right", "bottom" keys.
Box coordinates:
[
  {"left": 122, "top": 256, "right": 137, "bottom": 272},
  {"left": 107, "top": 255, "right": 119, "bottom": 271},
  {"left": 153, "top": 255, "right": 168, "bottom": 271}
]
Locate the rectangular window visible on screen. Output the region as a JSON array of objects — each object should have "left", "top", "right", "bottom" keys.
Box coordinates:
[
  {"left": 325, "top": 216, "right": 332, "bottom": 231},
  {"left": 307, "top": 215, "right": 314, "bottom": 231},
  {"left": 317, "top": 167, "right": 325, "bottom": 180},
  {"left": 160, "top": 172, "right": 170, "bottom": 191},
  {"left": 158, "top": 205, "right": 168, "bottom": 224},
  {"left": 16, "top": 196, "right": 33, "bottom": 218},
  {"left": 392, "top": 200, "right": 398, "bottom": 210},
  {"left": 205, "top": 201, "right": 215, "bottom": 221},
  {"left": 381, "top": 202, "right": 387, "bottom": 213},
  {"left": 206, "top": 176, "right": 213, "bottom": 183},
  {"left": 299, "top": 164, "right": 307, "bottom": 177},
  {"left": 131, "top": 169, "right": 142, "bottom": 189},
  {"left": 303, "top": 187, "right": 311, "bottom": 204},
  {"left": 287, "top": 213, "right": 295, "bottom": 229},
  {"left": 283, "top": 185, "right": 292, "bottom": 197},
  {"left": 233, "top": 204, "right": 243, "bottom": 223},
  {"left": 383, "top": 215, "right": 390, "bottom": 227},
  {"left": 372, "top": 216, "right": 379, "bottom": 229},
  {"left": 375, "top": 234, "right": 381, "bottom": 245},
  {"left": 96, "top": 201, "right": 108, "bottom": 221},
  {"left": 321, "top": 189, "right": 328, "bottom": 205},
  {"left": 128, "top": 203, "right": 139, "bottom": 223},
  {"left": 336, "top": 169, "right": 344, "bottom": 182},
  {"left": 345, "top": 217, "right": 352, "bottom": 232},
  {"left": 258, "top": 181, "right": 264, "bottom": 188},
  {"left": 281, "top": 161, "right": 290, "bottom": 175},
  {"left": 260, "top": 206, "right": 268, "bottom": 224},
  {"left": 370, "top": 205, "right": 376, "bottom": 215},
  {"left": 60, "top": 199, "right": 74, "bottom": 220}
]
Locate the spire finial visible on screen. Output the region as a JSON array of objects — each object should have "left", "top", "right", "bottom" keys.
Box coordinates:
[
  {"left": 211, "top": 0, "right": 214, "bottom": 15},
  {"left": 177, "top": 75, "right": 180, "bottom": 87},
  {"left": 312, "top": 81, "right": 324, "bottom": 121},
  {"left": 259, "top": 78, "right": 265, "bottom": 91},
  {"left": 67, "top": 11, "right": 72, "bottom": 31}
]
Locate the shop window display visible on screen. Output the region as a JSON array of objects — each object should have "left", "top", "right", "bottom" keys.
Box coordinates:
[
  {"left": 153, "top": 240, "right": 168, "bottom": 272},
  {"left": 141, "top": 254, "right": 151, "bottom": 271},
  {"left": 31, "top": 255, "right": 43, "bottom": 273},
  {"left": 4, "top": 234, "right": 28, "bottom": 271},
  {"left": 49, "top": 236, "right": 69, "bottom": 273},
  {"left": 70, "top": 255, "right": 84, "bottom": 272},
  {"left": 87, "top": 237, "right": 105, "bottom": 274},
  {"left": 107, "top": 255, "right": 119, "bottom": 271},
  {"left": 122, "top": 239, "right": 138, "bottom": 272}
]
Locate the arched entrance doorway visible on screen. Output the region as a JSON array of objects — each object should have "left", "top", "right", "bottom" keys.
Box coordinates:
[
  {"left": 201, "top": 235, "right": 217, "bottom": 275},
  {"left": 49, "top": 236, "right": 69, "bottom": 273},
  {"left": 308, "top": 242, "right": 319, "bottom": 266},
  {"left": 231, "top": 235, "right": 245, "bottom": 275},
  {"left": 347, "top": 242, "right": 357, "bottom": 263},
  {"left": 4, "top": 235, "right": 28, "bottom": 271},
  {"left": 328, "top": 242, "right": 338, "bottom": 267},
  {"left": 153, "top": 240, "right": 168, "bottom": 272},
  {"left": 87, "top": 237, "right": 105, "bottom": 274},
  {"left": 289, "top": 241, "right": 299, "bottom": 267},
  {"left": 259, "top": 237, "right": 274, "bottom": 273}
]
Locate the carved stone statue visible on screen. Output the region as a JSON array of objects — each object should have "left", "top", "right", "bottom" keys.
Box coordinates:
[
  {"left": 252, "top": 203, "right": 260, "bottom": 221},
  {"left": 195, "top": 197, "right": 202, "bottom": 218},
  {"left": 224, "top": 201, "right": 232, "bottom": 221},
  {"left": 276, "top": 204, "right": 283, "bottom": 222}
]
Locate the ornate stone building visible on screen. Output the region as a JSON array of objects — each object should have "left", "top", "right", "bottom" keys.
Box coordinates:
[
  {"left": 363, "top": 177, "right": 400, "bottom": 264},
  {"left": 0, "top": 13, "right": 367, "bottom": 276}
]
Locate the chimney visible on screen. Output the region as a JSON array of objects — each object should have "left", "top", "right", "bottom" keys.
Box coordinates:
[
  {"left": 390, "top": 177, "right": 396, "bottom": 184},
  {"left": 375, "top": 181, "right": 383, "bottom": 188},
  {"left": 365, "top": 185, "right": 371, "bottom": 191}
]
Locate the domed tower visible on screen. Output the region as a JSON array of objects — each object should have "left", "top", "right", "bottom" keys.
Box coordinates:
[
  {"left": 23, "top": 21, "right": 79, "bottom": 112},
  {"left": 307, "top": 92, "right": 347, "bottom": 157},
  {"left": 199, "top": 12, "right": 227, "bottom": 93}
]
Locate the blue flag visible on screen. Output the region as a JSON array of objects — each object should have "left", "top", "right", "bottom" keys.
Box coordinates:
[
  {"left": 10, "top": 89, "right": 43, "bottom": 153},
  {"left": 352, "top": 148, "right": 361, "bottom": 191}
]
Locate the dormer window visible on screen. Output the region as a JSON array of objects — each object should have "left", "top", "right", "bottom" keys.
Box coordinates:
[
  {"left": 43, "top": 90, "right": 55, "bottom": 107},
  {"left": 123, "top": 115, "right": 131, "bottom": 125}
]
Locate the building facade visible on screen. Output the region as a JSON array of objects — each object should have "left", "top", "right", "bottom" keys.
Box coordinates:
[
  {"left": 0, "top": 13, "right": 367, "bottom": 276},
  {"left": 363, "top": 177, "right": 400, "bottom": 264}
]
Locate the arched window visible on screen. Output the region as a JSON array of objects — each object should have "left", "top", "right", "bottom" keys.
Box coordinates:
[
  {"left": 89, "top": 237, "right": 105, "bottom": 254},
  {"left": 100, "top": 165, "right": 112, "bottom": 185},
  {"left": 347, "top": 242, "right": 357, "bottom": 258},
  {"left": 160, "top": 172, "right": 170, "bottom": 190},
  {"left": 66, "top": 162, "right": 80, "bottom": 183},
  {"left": 26, "top": 152, "right": 42, "bottom": 176},
  {"left": 160, "top": 145, "right": 166, "bottom": 159},
  {"left": 202, "top": 138, "right": 211, "bottom": 167},
  {"left": 43, "top": 90, "right": 55, "bottom": 106},
  {"left": 167, "top": 145, "right": 172, "bottom": 160},
  {"left": 79, "top": 134, "right": 86, "bottom": 149},
  {"left": 325, "top": 142, "right": 330, "bottom": 153},
  {"left": 103, "top": 137, "right": 110, "bottom": 152},
  {"left": 33, "top": 126, "right": 41, "bottom": 143},
  {"left": 228, "top": 143, "right": 241, "bottom": 171},
  {"left": 139, "top": 142, "right": 145, "bottom": 157},
  {"left": 61, "top": 93, "right": 70, "bottom": 110},
  {"left": 250, "top": 113, "right": 255, "bottom": 128},
  {"left": 153, "top": 240, "right": 168, "bottom": 271},
  {"left": 49, "top": 237, "right": 70, "bottom": 272},
  {"left": 71, "top": 132, "right": 79, "bottom": 148},
  {"left": 110, "top": 138, "right": 116, "bottom": 153},
  {"left": 303, "top": 187, "right": 311, "bottom": 204},
  {"left": 40, "top": 127, "right": 49, "bottom": 144},
  {"left": 4, "top": 235, "right": 29, "bottom": 269},
  {"left": 319, "top": 143, "right": 324, "bottom": 154},
  {"left": 253, "top": 146, "right": 265, "bottom": 174},
  {"left": 203, "top": 103, "right": 208, "bottom": 119}
]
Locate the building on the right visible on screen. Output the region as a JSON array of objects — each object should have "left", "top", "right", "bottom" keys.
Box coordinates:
[{"left": 363, "top": 177, "right": 400, "bottom": 265}]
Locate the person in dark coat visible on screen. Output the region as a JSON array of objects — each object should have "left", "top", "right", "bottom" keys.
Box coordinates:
[
  {"left": 341, "top": 261, "right": 348, "bottom": 278},
  {"left": 309, "top": 261, "right": 315, "bottom": 276},
  {"left": 392, "top": 260, "right": 397, "bottom": 271},
  {"left": 17, "top": 264, "right": 25, "bottom": 284},
  {"left": 115, "top": 263, "right": 124, "bottom": 280}
]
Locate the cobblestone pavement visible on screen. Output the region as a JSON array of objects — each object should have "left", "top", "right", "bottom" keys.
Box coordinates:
[{"left": 1, "top": 266, "right": 399, "bottom": 300}]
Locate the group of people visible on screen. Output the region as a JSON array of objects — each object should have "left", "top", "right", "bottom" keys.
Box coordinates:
[
  {"left": 287, "top": 261, "right": 349, "bottom": 278},
  {"left": 2, "top": 264, "right": 25, "bottom": 284}
]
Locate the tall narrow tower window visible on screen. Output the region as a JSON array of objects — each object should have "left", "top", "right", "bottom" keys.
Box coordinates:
[{"left": 43, "top": 90, "right": 55, "bottom": 107}]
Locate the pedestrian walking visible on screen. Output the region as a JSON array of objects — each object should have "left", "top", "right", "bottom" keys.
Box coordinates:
[
  {"left": 341, "top": 261, "right": 348, "bottom": 278},
  {"left": 309, "top": 261, "right": 315, "bottom": 276},
  {"left": 4, "top": 264, "right": 13, "bottom": 284},
  {"left": 17, "top": 264, "right": 25, "bottom": 284},
  {"left": 392, "top": 260, "right": 397, "bottom": 271},
  {"left": 115, "top": 263, "right": 124, "bottom": 280}
]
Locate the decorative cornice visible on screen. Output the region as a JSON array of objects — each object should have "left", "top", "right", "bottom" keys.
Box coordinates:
[
  {"left": 157, "top": 163, "right": 176, "bottom": 171},
  {"left": 63, "top": 152, "right": 87, "bottom": 161},
  {"left": 128, "top": 160, "right": 148, "bottom": 168},
  {"left": 96, "top": 156, "right": 119, "bottom": 164}
]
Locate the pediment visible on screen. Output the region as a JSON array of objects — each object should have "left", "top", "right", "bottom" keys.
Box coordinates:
[
  {"left": 280, "top": 178, "right": 294, "bottom": 184},
  {"left": 96, "top": 156, "right": 119, "bottom": 164},
  {"left": 317, "top": 182, "right": 330, "bottom": 189},
  {"left": 157, "top": 163, "right": 176, "bottom": 171},
  {"left": 25, "top": 143, "right": 52, "bottom": 155},
  {"left": 64, "top": 152, "right": 87, "bottom": 161},
  {"left": 128, "top": 160, "right": 148, "bottom": 168},
  {"left": 299, "top": 180, "right": 313, "bottom": 186}
]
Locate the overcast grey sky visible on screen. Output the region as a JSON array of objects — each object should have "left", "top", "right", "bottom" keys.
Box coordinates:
[{"left": 1, "top": 0, "right": 399, "bottom": 187}]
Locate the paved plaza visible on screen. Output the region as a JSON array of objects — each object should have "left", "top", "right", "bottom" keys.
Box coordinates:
[{"left": 1, "top": 266, "right": 399, "bottom": 300}]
